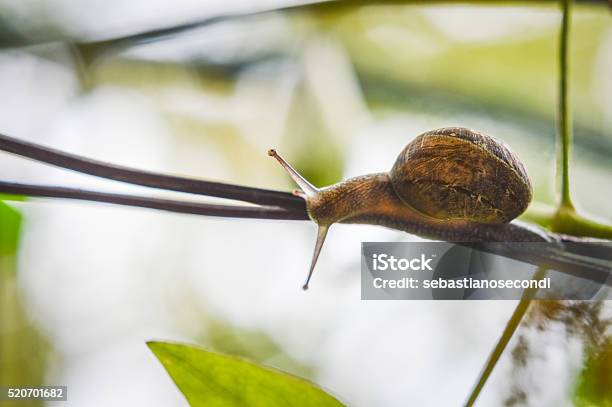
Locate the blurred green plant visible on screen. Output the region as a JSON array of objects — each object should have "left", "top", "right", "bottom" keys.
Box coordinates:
[
  {"left": 147, "top": 341, "right": 344, "bottom": 407},
  {"left": 0, "top": 201, "right": 51, "bottom": 407},
  {"left": 0, "top": 201, "right": 21, "bottom": 259},
  {"left": 574, "top": 339, "right": 612, "bottom": 407}
]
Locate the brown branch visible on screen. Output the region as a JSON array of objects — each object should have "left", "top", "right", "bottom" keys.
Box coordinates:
[
  {"left": 0, "top": 181, "right": 309, "bottom": 220},
  {"left": 0, "top": 133, "right": 306, "bottom": 211}
]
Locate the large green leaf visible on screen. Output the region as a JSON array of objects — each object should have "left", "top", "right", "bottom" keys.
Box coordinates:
[{"left": 147, "top": 341, "right": 344, "bottom": 407}]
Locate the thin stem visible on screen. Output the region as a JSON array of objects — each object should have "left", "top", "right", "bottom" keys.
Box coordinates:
[
  {"left": 558, "top": 0, "right": 574, "bottom": 209},
  {"left": 0, "top": 181, "right": 310, "bottom": 220},
  {"left": 0, "top": 133, "right": 306, "bottom": 211},
  {"left": 464, "top": 267, "right": 548, "bottom": 407}
]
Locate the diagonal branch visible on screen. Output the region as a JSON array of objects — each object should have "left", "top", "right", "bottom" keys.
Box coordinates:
[
  {"left": 0, "top": 181, "right": 309, "bottom": 220},
  {"left": 0, "top": 133, "right": 306, "bottom": 211},
  {"left": 464, "top": 267, "right": 548, "bottom": 407}
]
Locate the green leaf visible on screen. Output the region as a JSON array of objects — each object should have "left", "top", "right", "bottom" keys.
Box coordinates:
[
  {"left": 0, "top": 201, "right": 22, "bottom": 257},
  {"left": 147, "top": 341, "right": 344, "bottom": 407}
]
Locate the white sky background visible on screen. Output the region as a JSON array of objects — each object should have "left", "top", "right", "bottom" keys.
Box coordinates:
[{"left": 0, "top": 1, "right": 610, "bottom": 406}]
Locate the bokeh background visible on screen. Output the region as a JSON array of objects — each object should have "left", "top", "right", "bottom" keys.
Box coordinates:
[{"left": 0, "top": 1, "right": 611, "bottom": 406}]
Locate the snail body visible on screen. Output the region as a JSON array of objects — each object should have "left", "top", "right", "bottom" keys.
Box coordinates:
[
  {"left": 269, "top": 127, "right": 549, "bottom": 289},
  {"left": 309, "top": 172, "right": 544, "bottom": 242}
]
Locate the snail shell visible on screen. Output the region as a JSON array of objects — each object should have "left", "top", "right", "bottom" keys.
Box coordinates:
[{"left": 390, "top": 127, "right": 532, "bottom": 224}]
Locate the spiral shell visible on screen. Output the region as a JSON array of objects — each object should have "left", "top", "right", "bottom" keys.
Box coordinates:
[{"left": 390, "top": 127, "right": 532, "bottom": 224}]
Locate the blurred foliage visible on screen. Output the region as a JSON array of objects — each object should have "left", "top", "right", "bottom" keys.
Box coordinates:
[
  {"left": 308, "top": 5, "right": 610, "bottom": 222},
  {"left": 71, "top": 3, "right": 612, "bottom": 150},
  {"left": 0, "top": 201, "right": 21, "bottom": 259},
  {"left": 285, "top": 84, "right": 346, "bottom": 187},
  {"left": 87, "top": 58, "right": 348, "bottom": 188},
  {"left": 148, "top": 341, "right": 344, "bottom": 407},
  {"left": 200, "top": 318, "right": 315, "bottom": 381},
  {"left": 322, "top": 5, "right": 611, "bottom": 148},
  {"left": 516, "top": 301, "right": 612, "bottom": 407},
  {"left": 526, "top": 301, "right": 609, "bottom": 350},
  {"left": 574, "top": 339, "right": 612, "bottom": 407},
  {"left": 0, "top": 201, "right": 50, "bottom": 406}
]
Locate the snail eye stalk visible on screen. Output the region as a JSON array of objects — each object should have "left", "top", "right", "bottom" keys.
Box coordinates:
[
  {"left": 268, "top": 149, "right": 328, "bottom": 290},
  {"left": 267, "top": 149, "right": 319, "bottom": 199},
  {"left": 302, "top": 225, "right": 329, "bottom": 290}
]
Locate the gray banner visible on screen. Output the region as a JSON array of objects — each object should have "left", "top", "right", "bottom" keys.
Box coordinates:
[{"left": 361, "top": 242, "right": 612, "bottom": 300}]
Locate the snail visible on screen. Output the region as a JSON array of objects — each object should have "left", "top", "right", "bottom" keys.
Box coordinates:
[
  {"left": 0, "top": 129, "right": 606, "bottom": 290},
  {"left": 269, "top": 127, "right": 553, "bottom": 290}
]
